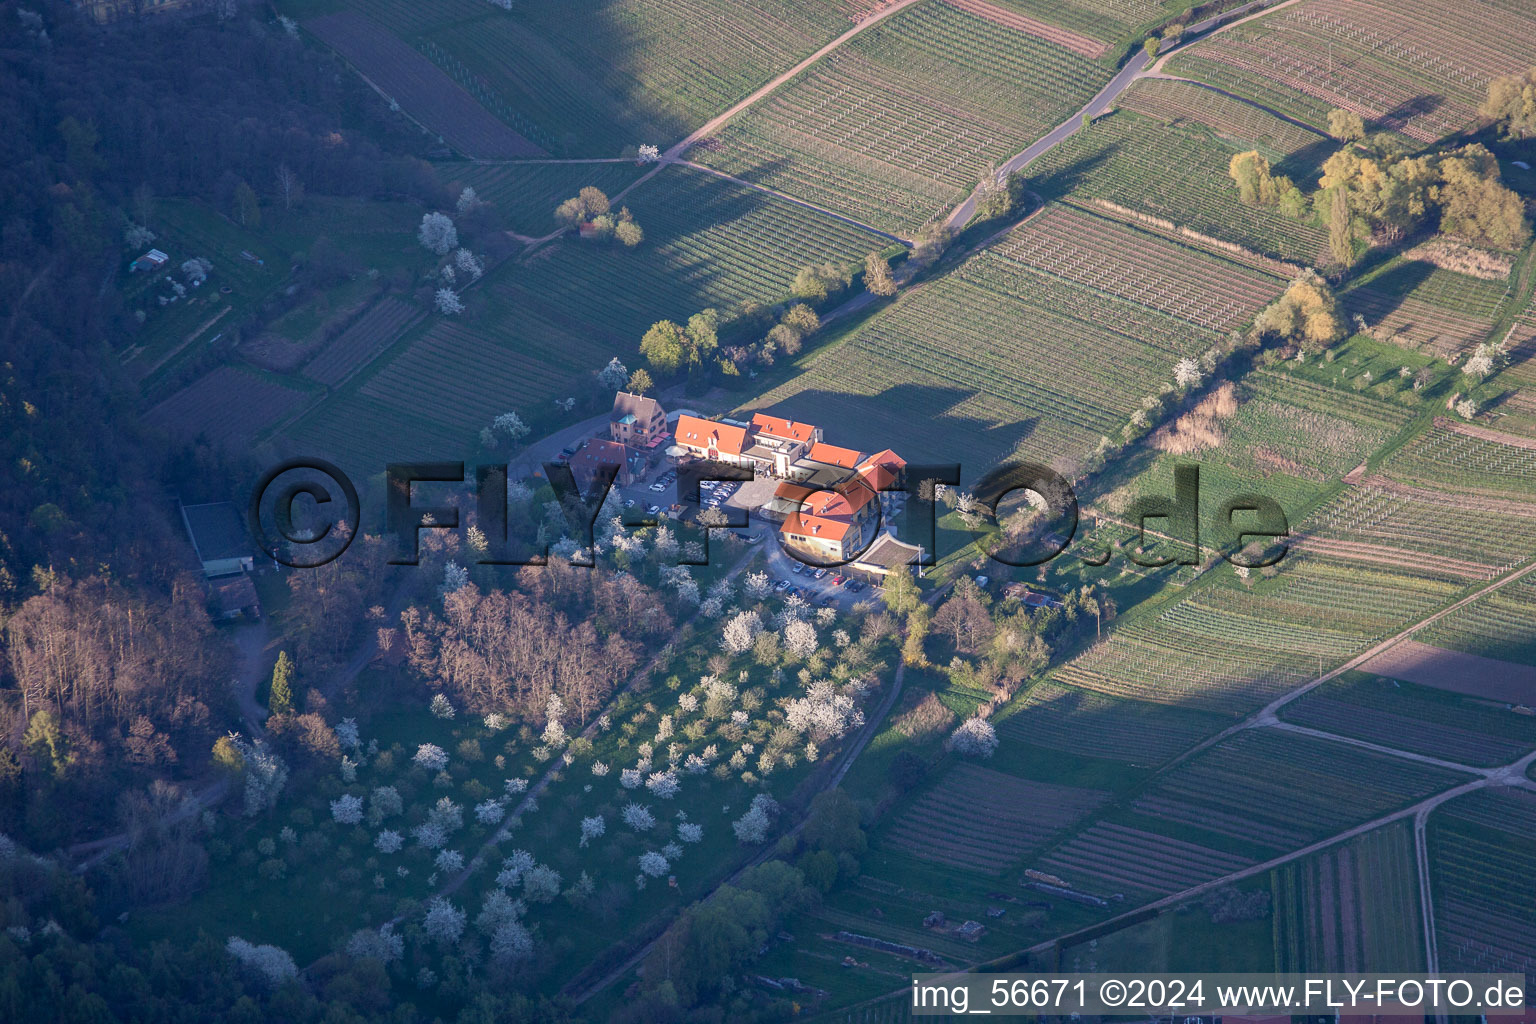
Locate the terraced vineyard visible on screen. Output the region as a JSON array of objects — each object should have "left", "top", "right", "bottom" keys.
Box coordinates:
[
  {"left": 693, "top": 0, "right": 1111, "bottom": 234},
  {"left": 1270, "top": 821, "right": 1425, "bottom": 972},
  {"left": 1166, "top": 0, "right": 1536, "bottom": 142},
  {"left": 986, "top": 0, "right": 1171, "bottom": 50},
  {"left": 440, "top": 162, "right": 648, "bottom": 236},
  {"left": 1343, "top": 259, "right": 1509, "bottom": 356},
  {"left": 1419, "top": 575, "right": 1536, "bottom": 668},
  {"left": 1430, "top": 788, "right": 1536, "bottom": 985},
  {"left": 884, "top": 763, "right": 1105, "bottom": 873},
  {"left": 992, "top": 205, "right": 1285, "bottom": 331},
  {"left": 1300, "top": 479, "right": 1536, "bottom": 580},
  {"left": 1027, "top": 109, "right": 1329, "bottom": 263},
  {"left": 304, "top": 12, "right": 544, "bottom": 159},
  {"left": 747, "top": 240, "right": 1211, "bottom": 468},
  {"left": 147, "top": 366, "right": 316, "bottom": 449},
  {"left": 1195, "top": 559, "right": 1456, "bottom": 640},
  {"left": 1060, "top": 616, "right": 1321, "bottom": 716},
  {"left": 1280, "top": 672, "right": 1536, "bottom": 767},
  {"left": 289, "top": 0, "right": 848, "bottom": 155},
  {"left": 1037, "top": 822, "right": 1254, "bottom": 899},
  {"left": 994, "top": 682, "right": 1230, "bottom": 765},
  {"left": 302, "top": 297, "right": 422, "bottom": 387},
  {"left": 1117, "top": 77, "right": 1325, "bottom": 157},
  {"left": 1380, "top": 419, "right": 1536, "bottom": 499},
  {"left": 1130, "top": 729, "right": 1470, "bottom": 854}
]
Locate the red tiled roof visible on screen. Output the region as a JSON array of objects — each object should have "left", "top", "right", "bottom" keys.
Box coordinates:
[
  {"left": 750, "top": 412, "right": 816, "bottom": 443},
  {"left": 808, "top": 442, "right": 862, "bottom": 468},
  {"left": 863, "top": 448, "right": 906, "bottom": 469},
  {"left": 569, "top": 439, "right": 626, "bottom": 469},
  {"left": 857, "top": 461, "right": 898, "bottom": 493},
  {"left": 675, "top": 415, "right": 748, "bottom": 456},
  {"left": 781, "top": 511, "right": 851, "bottom": 542}
]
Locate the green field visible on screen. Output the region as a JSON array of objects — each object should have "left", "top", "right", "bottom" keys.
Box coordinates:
[
  {"left": 280, "top": 0, "right": 849, "bottom": 155},
  {"left": 1280, "top": 671, "right": 1536, "bottom": 767},
  {"left": 1270, "top": 820, "right": 1425, "bottom": 972},
  {"left": 281, "top": 164, "right": 888, "bottom": 474},
  {"left": 1027, "top": 108, "right": 1329, "bottom": 262},
  {"left": 1166, "top": 0, "right": 1536, "bottom": 143},
  {"left": 439, "top": 161, "right": 649, "bottom": 236},
  {"left": 692, "top": 0, "right": 1113, "bottom": 234}
]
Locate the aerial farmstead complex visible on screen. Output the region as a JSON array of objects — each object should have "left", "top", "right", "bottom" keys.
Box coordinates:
[{"left": 9, "top": 0, "right": 1536, "bottom": 1020}]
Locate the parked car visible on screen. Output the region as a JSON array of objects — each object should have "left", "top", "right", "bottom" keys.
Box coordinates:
[
  {"left": 847, "top": 580, "right": 865, "bottom": 593},
  {"left": 774, "top": 579, "right": 791, "bottom": 592},
  {"left": 623, "top": 498, "right": 636, "bottom": 508},
  {"left": 646, "top": 504, "right": 661, "bottom": 515},
  {"left": 790, "top": 562, "right": 804, "bottom": 574},
  {"left": 746, "top": 533, "right": 764, "bottom": 544},
  {"left": 830, "top": 574, "right": 845, "bottom": 586},
  {"left": 975, "top": 575, "right": 990, "bottom": 589},
  {"left": 650, "top": 482, "right": 665, "bottom": 492},
  {"left": 812, "top": 567, "right": 827, "bottom": 579}
]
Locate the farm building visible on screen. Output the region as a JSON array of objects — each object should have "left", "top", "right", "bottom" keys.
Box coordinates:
[
  {"left": 673, "top": 415, "right": 753, "bottom": 467},
  {"left": 208, "top": 574, "right": 260, "bottom": 621},
  {"left": 779, "top": 476, "right": 882, "bottom": 564},
  {"left": 130, "top": 248, "right": 169, "bottom": 272},
  {"left": 610, "top": 391, "right": 667, "bottom": 447},
  {"left": 179, "top": 501, "right": 256, "bottom": 578},
  {"left": 567, "top": 438, "right": 639, "bottom": 490}
]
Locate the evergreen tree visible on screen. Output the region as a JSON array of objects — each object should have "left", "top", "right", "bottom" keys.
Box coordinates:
[{"left": 269, "top": 652, "right": 295, "bottom": 717}]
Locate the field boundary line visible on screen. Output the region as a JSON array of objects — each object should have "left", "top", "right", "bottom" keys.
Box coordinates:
[
  {"left": 1158, "top": 554, "right": 1536, "bottom": 774},
  {"left": 598, "top": 0, "right": 930, "bottom": 215},
  {"left": 677, "top": 161, "right": 911, "bottom": 245}
]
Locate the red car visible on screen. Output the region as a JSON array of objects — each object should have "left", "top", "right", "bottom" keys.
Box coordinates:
[{"left": 830, "top": 574, "right": 845, "bottom": 586}]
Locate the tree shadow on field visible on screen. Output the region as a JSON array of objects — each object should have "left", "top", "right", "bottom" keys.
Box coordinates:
[
  {"left": 739, "top": 381, "right": 1040, "bottom": 479},
  {"left": 1379, "top": 93, "right": 1446, "bottom": 137},
  {"left": 1274, "top": 134, "right": 1339, "bottom": 189},
  {"left": 1024, "top": 147, "right": 1118, "bottom": 204},
  {"left": 1340, "top": 257, "right": 1435, "bottom": 332}
]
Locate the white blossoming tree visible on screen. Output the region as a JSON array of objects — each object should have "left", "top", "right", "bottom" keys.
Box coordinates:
[
  {"left": 490, "top": 920, "right": 534, "bottom": 961},
  {"left": 430, "top": 694, "right": 456, "bottom": 719},
  {"left": 434, "top": 287, "right": 463, "bottom": 316},
  {"left": 579, "top": 815, "right": 606, "bottom": 847},
  {"left": 678, "top": 822, "right": 703, "bottom": 843},
  {"left": 1174, "top": 356, "right": 1203, "bottom": 389},
  {"left": 785, "top": 680, "right": 864, "bottom": 741},
  {"left": 374, "top": 830, "right": 404, "bottom": 854},
  {"left": 345, "top": 926, "right": 403, "bottom": 963},
  {"left": 721, "top": 610, "right": 763, "bottom": 654},
  {"left": 543, "top": 692, "right": 567, "bottom": 747},
  {"left": 732, "top": 794, "right": 778, "bottom": 844},
  {"left": 226, "top": 937, "right": 298, "bottom": 988},
  {"left": 638, "top": 851, "right": 669, "bottom": 877},
  {"left": 435, "top": 849, "right": 465, "bottom": 874},
  {"left": 522, "top": 864, "right": 562, "bottom": 903},
  {"left": 418, "top": 211, "right": 458, "bottom": 255},
  {"left": 783, "top": 619, "right": 819, "bottom": 659},
  {"left": 414, "top": 744, "right": 449, "bottom": 771},
  {"left": 621, "top": 803, "right": 656, "bottom": 832},
  {"left": 474, "top": 800, "right": 506, "bottom": 826},
  {"left": 645, "top": 770, "right": 680, "bottom": 799},
  {"left": 947, "top": 716, "right": 999, "bottom": 758},
  {"left": 230, "top": 734, "right": 288, "bottom": 817},
  {"left": 423, "top": 897, "right": 466, "bottom": 947},
  {"left": 330, "top": 794, "right": 364, "bottom": 825}
]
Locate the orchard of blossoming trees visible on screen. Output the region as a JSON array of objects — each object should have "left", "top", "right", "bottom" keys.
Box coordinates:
[{"left": 130, "top": 527, "right": 899, "bottom": 1006}]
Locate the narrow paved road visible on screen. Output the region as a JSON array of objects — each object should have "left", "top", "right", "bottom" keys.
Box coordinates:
[{"left": 944, "top": 0, "right": 1277, "bottom": 229}]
